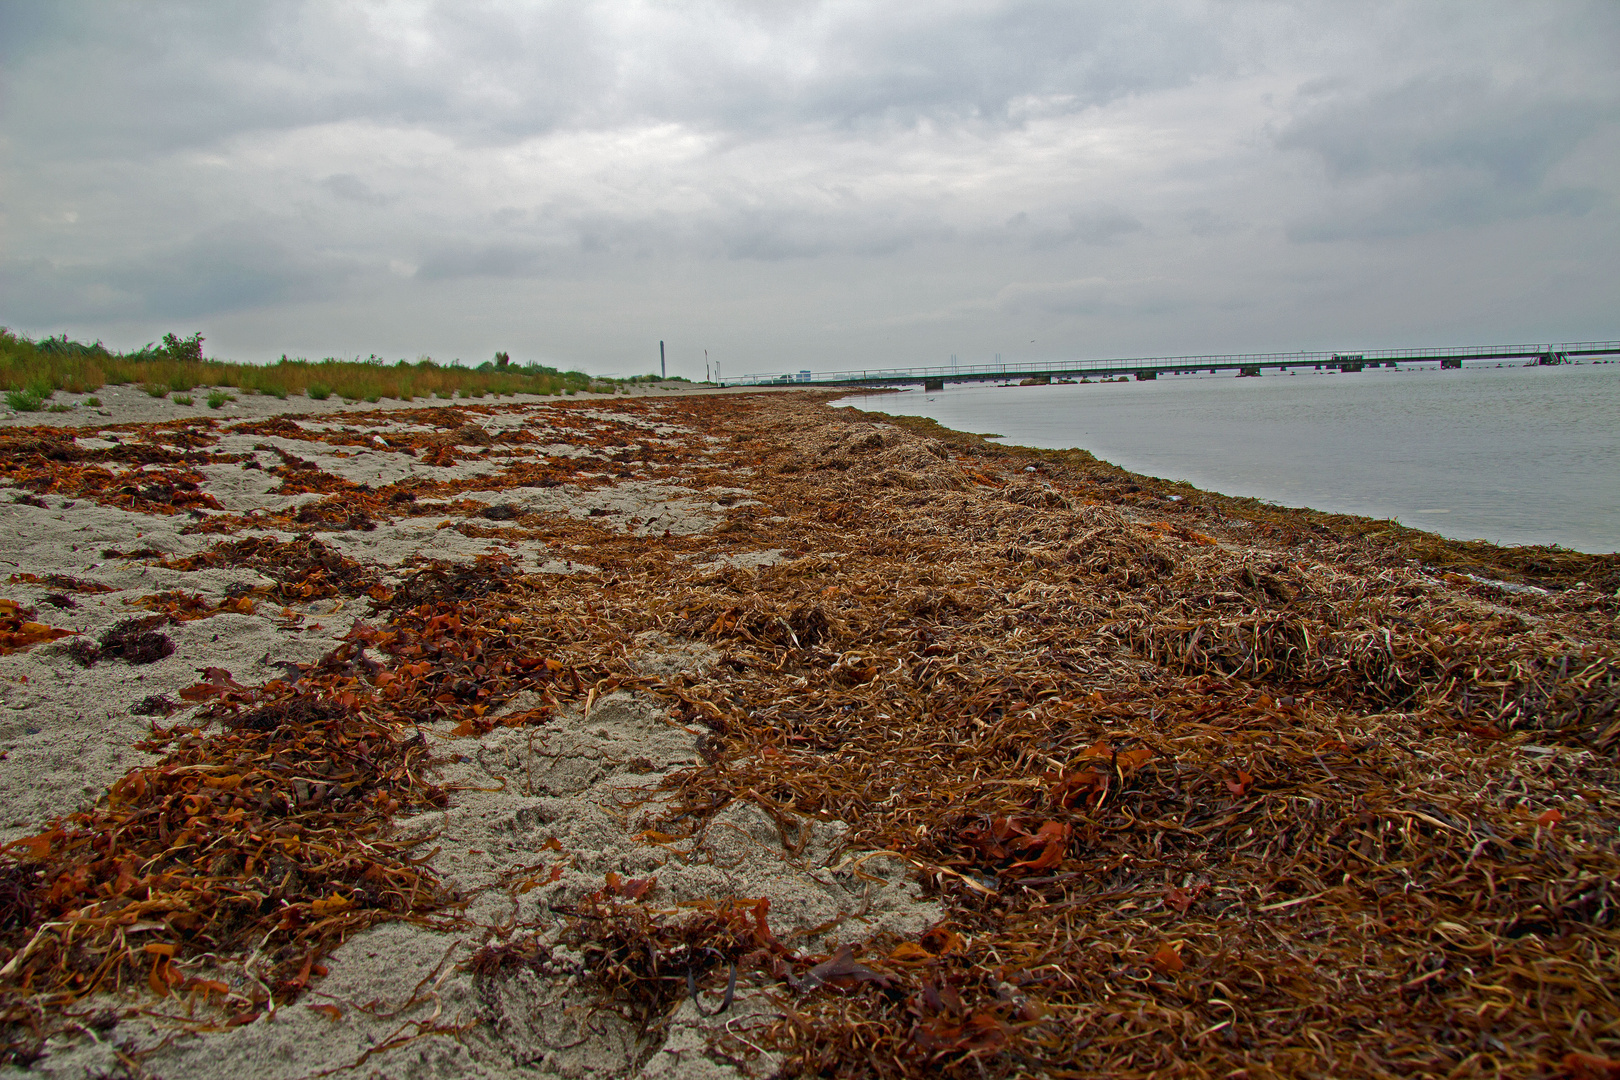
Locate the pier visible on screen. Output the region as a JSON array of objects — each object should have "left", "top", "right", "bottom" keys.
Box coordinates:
[{"left": 732, "top": 340, "right": 1620, "bottom": 389}]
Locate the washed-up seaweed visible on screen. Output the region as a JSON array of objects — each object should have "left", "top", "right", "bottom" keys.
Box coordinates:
[
  {"left": 0, "top": 600, "right": 75, "bottom": 656},
  {"left": 0, "top": 557, "right": 595, "bottom": 1037},
  {"left": 0, "top": 422, "right": 233, "bottom": 516},
  {"left": 0, "top": 650, "right": 468, "bottom": 1030},
  {"left": 59, "top": 615, "right": 177, "bottom": 667},
  {"left": 3, "top": 391, "right": 1617, "bottom": 1077},
  {"left": 427, "top": 393, "right": 1618, "bottom": 1077},
  {"left": 161, "top": 536, "right": 383, "bottom": 603},
  {"left": 6, "top": 573, "right": 114, "bottom": 595}
]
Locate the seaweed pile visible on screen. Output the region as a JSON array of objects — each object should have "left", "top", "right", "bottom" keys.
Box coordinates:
[
  {"left": 0, "top": 392, "right": 1616, "bottom": 1077},
  {"left": 483, "top": 396, "right": 1619, "bottom": 1077}
]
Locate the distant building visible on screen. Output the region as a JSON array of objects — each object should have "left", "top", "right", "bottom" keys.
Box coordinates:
[{"left": 796, "top": 370, "right": 812, "bottom": 382}]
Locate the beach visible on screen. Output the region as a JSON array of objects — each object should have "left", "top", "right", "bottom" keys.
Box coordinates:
[{"left": 1, "top": 388, "right": 1616, "bottom": 1079}]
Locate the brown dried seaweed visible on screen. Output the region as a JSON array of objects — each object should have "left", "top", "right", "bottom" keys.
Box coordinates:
[
  {"left": 161, "top": 537, "right": 382, "bottom": 603},
  {"left": 0, "top": 678, "right": 456, "bottom": 1017},
  {"left": 4, "top": 392, "right": 1617, "bottom": 1077},
  {"left": 0, "top": 600, "right": 75, "bottom": 655},
  {"left": 475, "top": 394, "right": 1620, "bottom": 1077}
]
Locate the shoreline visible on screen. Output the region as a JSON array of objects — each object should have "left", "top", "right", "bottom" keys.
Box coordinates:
[
  {"left": 834, "top": 366, "right": 1620, "bottom": 557},
  {"left": 1, "top": 390, "right": 1616, "bottom": 1077}
]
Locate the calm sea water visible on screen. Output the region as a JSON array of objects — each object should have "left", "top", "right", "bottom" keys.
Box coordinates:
[{"left": 835, "top": 362, "right": 1620, "bottom": 554}]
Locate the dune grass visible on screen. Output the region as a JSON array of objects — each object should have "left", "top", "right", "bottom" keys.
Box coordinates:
[{"left": 0, "top": 329, "right": 631, "bottom": 405}]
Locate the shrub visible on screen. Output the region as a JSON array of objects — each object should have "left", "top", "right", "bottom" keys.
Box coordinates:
[
  {"left": 86, "top": 397, "right": 101, "bottom": 407},
  {"left": 143, "top": 383, "right": 167, "bottom": 398},
  {"left": 364, "top": 393, "right": 381, "bottom": 403},
  {"left": 172, "top": 393, "right": 193, "bottom": 405},
  {"left": 47, "top": 403, "right": 72, "bottom": 413},
  {"left": 307, "top": 383, "right": 331, "bottom": 400},
  {"left": 161, "top": 332, "right": 204, "bottom": 364},
  {"left": 207, "top": 391, "right": 229, "bottom": 409},
  {"left": 5, "top": 390, "right": 42, "bottom": 411}
]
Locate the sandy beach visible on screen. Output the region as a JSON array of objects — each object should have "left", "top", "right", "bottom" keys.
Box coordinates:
[{"left": 0, "top": 389, "right": 1616, "bottom": 1078}]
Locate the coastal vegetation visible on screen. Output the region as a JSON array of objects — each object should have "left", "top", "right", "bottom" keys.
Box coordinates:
[{"left": 0, "top": 328, "right": 635, "bottom": 404}]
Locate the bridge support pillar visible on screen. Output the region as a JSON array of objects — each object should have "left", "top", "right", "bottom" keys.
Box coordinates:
[
  {"left": 1441, "top": 358, "right": 1462, "bottom": 370},
  {"left": 1238, "top": 366, "right": 1261, "bottom": 377},
  {"left": 1135, "top": 370, "right": 1157, "bottom": 381},
  {"left": 923, "top": 378, "right": 945, "bottom": 392}
]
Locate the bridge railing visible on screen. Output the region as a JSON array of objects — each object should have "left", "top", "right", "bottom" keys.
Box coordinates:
[{"left": 727, "top": 340, "right": 1620, "bottom": 385}]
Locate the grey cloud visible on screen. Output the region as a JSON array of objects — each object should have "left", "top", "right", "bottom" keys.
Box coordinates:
[
  {"left": 1278, "top": 74, "right": 1614, "bottom": 240},
  {"left": 320, "top": 174, "right": 391, "bottom": 206},
  {"left": 2, "top": 2, "right": 1616, "bottom": 367},
  {"left": 1279, "top": 77, "right": 1604, "bottom": 187},
  {"left": 1066, "top": 209, "right": 1145, "bottom": 246},
  {"left": 124, "top": 227, "right": 359, "bottom": 318},
  {"left": 0, "top": 226, "right": 363, "bottom": 322},
  {"left": 1182, "top": 208, "right": 1237, "bottom": 237},
  {"left": 997, "top": 277, "right": 1108, "bottom": 316},
  {"left": 1285, "top": 178, "right": 1604, "bottom": 243},
  {"left": 712, "top": 205, "right": 954, "bottom": 262},
  {"left": 4, "top": 1, "right": 1228, "bottom": 164},
  {"left": 414, "top": 202, "right": 950, "bottom": 279},
  {"left": 721, "top": 2, "right": 1226, "bottom": 133},
  {"left": 415, "top": 241, "right": 556, "bottom": 281},
  {"left": 1010, "top": 208, "right": 1145, "bottom": 249},
  {"left": 992, "top": 275, "right": 1179, "bottom": 318}
]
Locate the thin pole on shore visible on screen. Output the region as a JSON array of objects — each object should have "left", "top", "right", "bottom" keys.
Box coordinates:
[{"left": 660, "top": 341, "right": 666, "bottom": 380}]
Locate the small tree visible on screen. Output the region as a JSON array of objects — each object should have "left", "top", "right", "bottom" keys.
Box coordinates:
[
  {"left": 161, "top": 332, "right": 204, "bottom": 363},
  {"left": 495, "top": 351, "right": 510, "bottom": 369}
]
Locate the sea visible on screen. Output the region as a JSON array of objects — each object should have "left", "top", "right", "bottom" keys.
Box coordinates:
[{"left": 834, "top": 361, "right": 1620, "bottom": 555}]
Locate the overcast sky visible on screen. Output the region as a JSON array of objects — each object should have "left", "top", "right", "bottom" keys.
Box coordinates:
[{"left": 2, "top": 2, "right": 1616, "bottom": 378}]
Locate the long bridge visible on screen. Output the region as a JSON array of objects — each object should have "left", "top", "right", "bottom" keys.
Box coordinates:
[{"left": 730, "top": 340, "right": 1620, "bottom": 390}]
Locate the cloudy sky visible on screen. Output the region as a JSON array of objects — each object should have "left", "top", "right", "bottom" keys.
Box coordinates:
[{"left": 2, "top": 2, "right": 1616, "bottom": 378}]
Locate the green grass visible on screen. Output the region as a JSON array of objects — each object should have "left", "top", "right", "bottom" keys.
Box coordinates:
[
  {"left": 172, "top": 393, "right": 194, "bottom": 406},
  {"left": 86, "top": 396, "right": 101, "bottom": 407},
  {"left": 206, "top": 390, "right": 232, "bottom": 409},
  {"left": 5, "top": 389, "right": 42, "bottom": 411},
  {"left": 307, "top": 383, "right": 331, "bottom": 400},
  {"left": 0, "top": 328, "right": 609, "bottom": 405}
]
